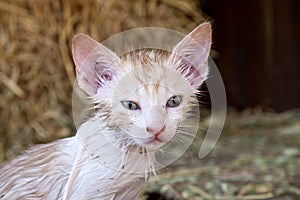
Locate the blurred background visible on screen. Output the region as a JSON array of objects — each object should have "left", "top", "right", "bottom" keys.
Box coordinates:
[
  {"left": 204, "top": 0, "right": 300, "bottom": 111},
  {"left": 0, "top": 0, "right": 299, "bottom": 199}
]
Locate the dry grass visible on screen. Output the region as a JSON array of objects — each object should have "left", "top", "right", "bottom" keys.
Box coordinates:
[{"left": 0, "top": 0, "right": 206, "bottom": 162}]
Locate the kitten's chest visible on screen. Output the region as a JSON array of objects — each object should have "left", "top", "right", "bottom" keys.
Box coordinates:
[
  {"left": 64, "top": 136, "right": 150, "bottom": 199},
  {"left": 70, "top": 163, "right": 147, "bottom": 200}
]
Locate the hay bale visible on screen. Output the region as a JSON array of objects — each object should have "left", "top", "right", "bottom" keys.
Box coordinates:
[{"left": 0, "top": 0, "right": 206, "bottom": 162}]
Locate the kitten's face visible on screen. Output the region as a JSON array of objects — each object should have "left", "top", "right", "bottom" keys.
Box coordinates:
[
  {"left": 72, "top": 23, "right": 212, "bottom": 151},
  {"left": 110, "top": 62, "right": 196, "bottom": 150}
]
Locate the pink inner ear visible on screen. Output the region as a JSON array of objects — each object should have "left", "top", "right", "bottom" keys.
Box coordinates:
[
  {"left": 94, "top": 61, "right": 115, "bottom": 84},
  {"left": 72, "top": 34, "right": 120, "bottom": 96},
  {"left": 171, "top": 23, "right": 212, "bottom": 88},
  {"left": 176, "top": 57, "right": 207, "bottom": 87}
]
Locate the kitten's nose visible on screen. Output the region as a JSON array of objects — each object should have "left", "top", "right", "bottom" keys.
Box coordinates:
[
  {"left": 146, "top": 125, "right": 166, "bottom": 136},
  {"left": 145, "top": 105, "right": 166, "bottom": 135}
]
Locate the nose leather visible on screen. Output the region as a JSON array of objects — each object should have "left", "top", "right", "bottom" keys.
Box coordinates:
[{"left": 146, "top": 125, "right": 166, "bottom": 136}]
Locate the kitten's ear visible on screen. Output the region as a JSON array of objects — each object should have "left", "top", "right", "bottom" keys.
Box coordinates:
[
  {"left": 72, "top": 34, "right": 120, "bottom": 96},
  {"left": 171, "top": 23, "right": 212, "bottom": 88}
]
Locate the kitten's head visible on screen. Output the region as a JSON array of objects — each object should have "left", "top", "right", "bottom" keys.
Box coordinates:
[{"left": 72, "top": 23, "right": 212, "bottom": 151}]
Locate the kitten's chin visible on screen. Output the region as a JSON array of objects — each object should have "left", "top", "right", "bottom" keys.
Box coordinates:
[{"left": 134, "top": 138, "right": 167, "bottom": 151}]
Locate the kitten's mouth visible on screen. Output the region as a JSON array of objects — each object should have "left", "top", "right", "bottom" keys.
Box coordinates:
[
  {"left": 132, "top": 136, "right": 165, "bottom": 151},
  {"left": 144, "top": 136, "right": 163, "bottom": 144}
]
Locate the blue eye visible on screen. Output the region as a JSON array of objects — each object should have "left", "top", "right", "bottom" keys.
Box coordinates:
[
  {"left": 166, "top": 95, "right": 182, "bottom": 107},
  {"left": 121, "top": 101, "right": 140, "bottom": 110}
]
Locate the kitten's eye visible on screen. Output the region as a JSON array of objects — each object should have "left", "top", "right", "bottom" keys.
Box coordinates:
[
  {"left": 121, "top": 101, "right": 140, "bottom": 110},
  {"left": 166, "top": 95, "right": 182, "bottom": 108}
]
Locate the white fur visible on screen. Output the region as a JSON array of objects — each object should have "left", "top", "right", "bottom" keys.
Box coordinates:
[{"left": 0, "top": 23, "right": 212, "bottom": 199}]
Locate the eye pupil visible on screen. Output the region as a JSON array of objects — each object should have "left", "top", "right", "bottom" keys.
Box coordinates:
[
  {"left": 128, "top": 102, "right": 133, "bottom": 109},
  {"left": 172, "top": 98, "right": 177, "bottom": 104}
]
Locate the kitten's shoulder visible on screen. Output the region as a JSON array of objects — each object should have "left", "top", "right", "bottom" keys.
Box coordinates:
[{"left": 0, "top": 137, "right": 77, "bottom": 199}]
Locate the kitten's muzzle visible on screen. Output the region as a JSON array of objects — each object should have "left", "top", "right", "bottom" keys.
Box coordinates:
[{"left": 144, "top": 125, "right": 166, "bottom": 144}]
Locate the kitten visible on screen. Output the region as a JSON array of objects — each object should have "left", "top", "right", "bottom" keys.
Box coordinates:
[{"left": 0, "top": 23, "right": 211, "bottom": 199}]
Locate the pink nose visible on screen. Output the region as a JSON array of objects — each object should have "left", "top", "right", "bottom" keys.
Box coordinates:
[
  {"left": 145, "top": 105, "right": 166, "bottom": 136},
  {"left": 146, "top": 125, "right": 166, "bottom": 136}
]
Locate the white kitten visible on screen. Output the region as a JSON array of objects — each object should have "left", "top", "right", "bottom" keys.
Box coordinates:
[{"left": 0, "top": 23, "right": 211, "bottom": 199}]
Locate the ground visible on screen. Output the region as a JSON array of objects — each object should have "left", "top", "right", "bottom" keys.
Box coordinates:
[{"left": 142, "top": 108, "right": 300, "bottom": 200}]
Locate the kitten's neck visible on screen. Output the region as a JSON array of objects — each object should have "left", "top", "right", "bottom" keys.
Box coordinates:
[
  {"left": 76, "top": 117, "right": 157, "bottom": 175},
  {"left": 61, "top": 135, "right": 150, "bottom": 199},
  {"left": 62, "top": 119, "right": 155, "bottom": 198}
]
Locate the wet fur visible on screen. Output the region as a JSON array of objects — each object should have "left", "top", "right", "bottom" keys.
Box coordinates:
[{"left": 0, "top": 23, "right": 212, "bottom": 199}]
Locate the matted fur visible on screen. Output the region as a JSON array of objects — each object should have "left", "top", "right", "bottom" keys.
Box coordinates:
[{"left": 0, "top": 23, "right": 211, "bottom": 199}]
